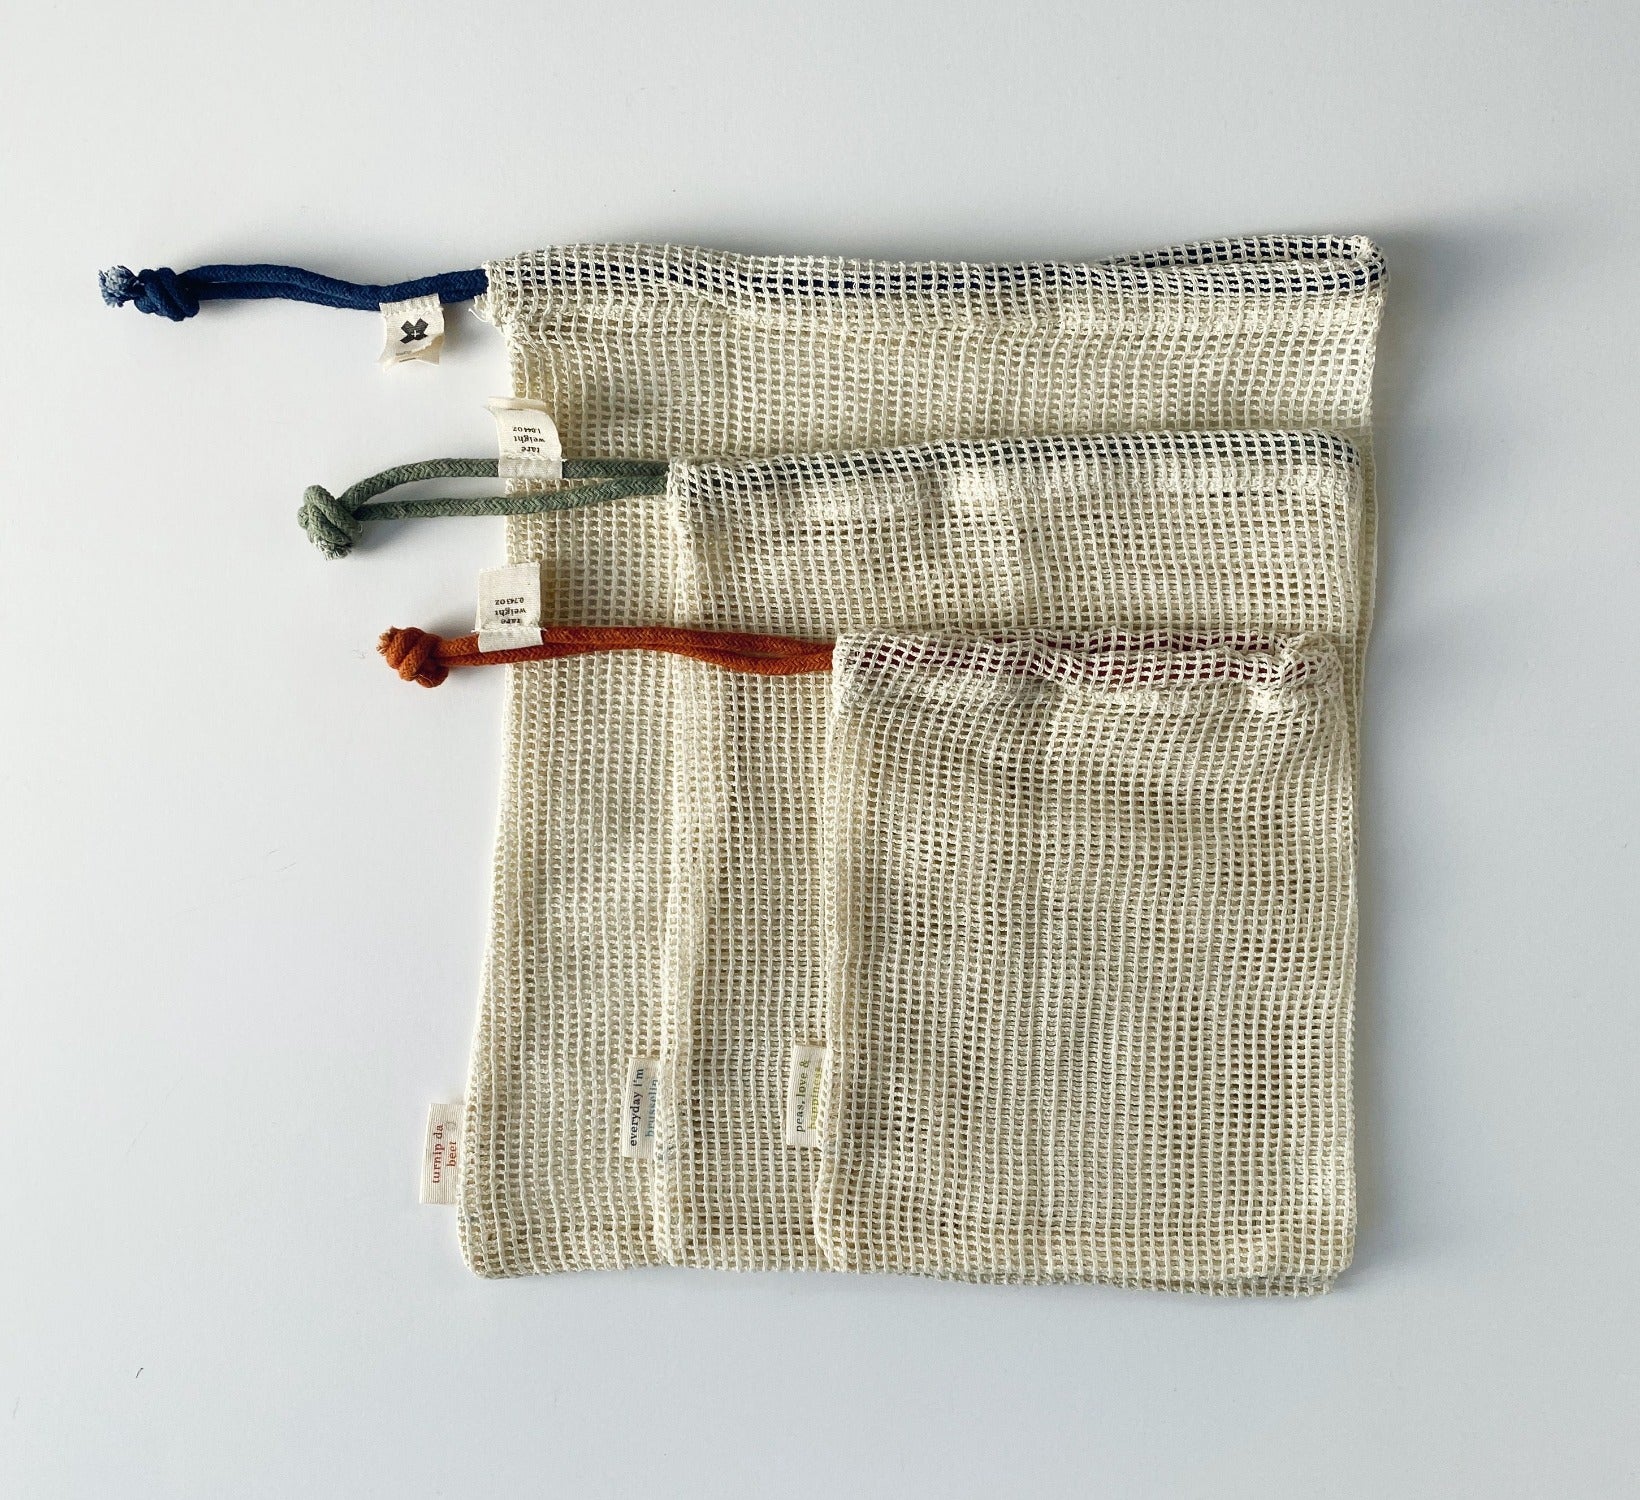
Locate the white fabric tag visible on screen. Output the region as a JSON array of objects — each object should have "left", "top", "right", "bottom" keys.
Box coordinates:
[
  {"left": 620, "top": 1057, "right": 660, "bottom": 1160},
  {"left": 379, "top": 295, "right": 444, "bottom": 366},
  {"left": 785, "top": 1044, "right": 827, "bottom": 1148},
  {"left": 488, "top": 397, "right": 564, "bottom": 482},
  {"left": 420, "top": 1101, "right": 464, "bottom": 1205},
  {"left": 475, "top": 563, "right": 542, "bottom": 654}
]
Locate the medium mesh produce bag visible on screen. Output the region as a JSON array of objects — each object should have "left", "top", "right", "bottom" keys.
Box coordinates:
[
  {"left": 659, "top": 433, "right": 1363, "bottom": 1272},
  {"left": 816, "top": 630, "right": 1353, "bottom": 1292}
]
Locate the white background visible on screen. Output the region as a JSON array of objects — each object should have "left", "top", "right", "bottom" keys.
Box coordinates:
[{"left": 3, "top": 2, "right": 1638, "bottom": 1494}]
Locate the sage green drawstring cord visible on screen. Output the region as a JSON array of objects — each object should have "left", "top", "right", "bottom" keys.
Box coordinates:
[{"left": 298, "top": 457, "right": 670, "bottom": 558}]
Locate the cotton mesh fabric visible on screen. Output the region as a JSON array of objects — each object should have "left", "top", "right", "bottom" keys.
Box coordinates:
[
  {"left": 459, "top": 500, "right": 678, "bottom": 1274},
  {"left": 660, "top": 434, "right": 1362, "bottom": 1271},
  {"left": 460, "top": 236, "right": 1384, "bottom": 1278},
  {"left": 818, "top": 631, "right": 1354, "bottom": 1291}
]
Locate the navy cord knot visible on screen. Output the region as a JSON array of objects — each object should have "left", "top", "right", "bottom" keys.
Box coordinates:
[
  {"left": 298, "top": 486, "right": 363, "bottom": 560},
  {"left": 99, "top": 265, "right": 200, "bottom": 321}
]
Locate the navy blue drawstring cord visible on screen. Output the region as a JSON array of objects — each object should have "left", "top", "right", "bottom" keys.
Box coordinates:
[{"left": 98, "top": 263, "right": 489, "bottom": 322}]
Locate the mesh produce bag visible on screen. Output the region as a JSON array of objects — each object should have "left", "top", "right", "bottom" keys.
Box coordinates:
[
  {"left": 818, "top": 630, "right": 1353, "bottom": 1292},
  {"left": 101, "top": 235, "right": 1385, "bottom": 1283},
  {"left": 383, "top": 600, "right": 1357, "bottom": 1292},
  {"left": 659, "top": 433, "right": 1363, "bottom": 1272},
  {"left": 462, "top": 236, "right": 1383, "bottom": 1277},
  {"left": 378, "top": 426, "right": 1370, "bottom": 1277}
]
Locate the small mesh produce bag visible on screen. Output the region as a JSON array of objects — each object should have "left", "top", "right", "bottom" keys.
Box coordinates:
[
  {"left": 383, "top": 607, "right": 1358, "bottom": 1290},
  {"left": 816, "top": 630, "right": 1353, "bottom": 1292}
]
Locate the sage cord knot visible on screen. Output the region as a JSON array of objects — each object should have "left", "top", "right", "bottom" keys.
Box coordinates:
[{"left": 299, "top": 486, "right": 364, "bottom": 560}]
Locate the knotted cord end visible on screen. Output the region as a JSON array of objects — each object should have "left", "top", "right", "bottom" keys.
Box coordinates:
[
  {"left": 98, "top": 265, "right": 200, "bottom": 320},
  {"left": 98, "top": 266, "right": 138, "bottom": 307},
  {"left": 379, "top": 627, "right": 449, "bottom": 687},
  {"left": 298, "top": 486, "right": 362, "bottom": 559}
]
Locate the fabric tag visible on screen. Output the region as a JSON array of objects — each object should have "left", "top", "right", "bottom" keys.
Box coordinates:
[
  {"left": 475, "top": 563, "right": 542, "bottom": 654},
  {"left": 488, "top": 397, "right": 564, "bottom": 482},
  {"left": 420, "top": 1101, "right": 464, "bottom": 1205},
  {"left": 785, "top": 1044, "right": 827, "bottom": 1148},
  {"left": 379, "top": 295, "right": 444, "bottom": 366},
  {"left": 620, "top": 1057, "right": 660, "bottom": 1160}
]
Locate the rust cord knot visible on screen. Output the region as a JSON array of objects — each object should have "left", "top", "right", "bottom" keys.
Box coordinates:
[{"left": 379, "top": 627, "right": 451, "bottom": 688}]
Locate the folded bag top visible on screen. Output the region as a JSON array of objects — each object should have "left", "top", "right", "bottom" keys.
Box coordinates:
[{"left": 476, "top": 237, "right": 1380, "bottom": 460}]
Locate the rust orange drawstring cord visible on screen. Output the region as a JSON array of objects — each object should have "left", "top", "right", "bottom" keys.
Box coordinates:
[{"left": 379, "top": 625, "right": 835, "bottom": 687}]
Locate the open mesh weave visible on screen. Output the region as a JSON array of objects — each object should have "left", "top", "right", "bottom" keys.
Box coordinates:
[
  {"left": 818, "top": 632, "right": 1354, "bottom": 1291},
  {"left": 459, "top": 237, "right": 1383, "bottom": 1278}
]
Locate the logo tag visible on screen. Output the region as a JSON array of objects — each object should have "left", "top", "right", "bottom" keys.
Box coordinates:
[{"left": 379, "top": 295, "right": 444, "bottom": 366}]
